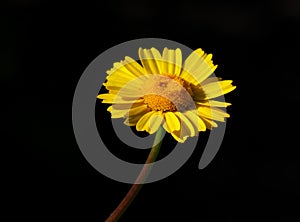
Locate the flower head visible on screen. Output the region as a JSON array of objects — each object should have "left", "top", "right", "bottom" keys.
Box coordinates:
[{"left": 98, "top": 47, "right": 236, "bottom": 142}]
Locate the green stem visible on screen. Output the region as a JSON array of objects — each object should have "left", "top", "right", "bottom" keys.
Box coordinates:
[{"left": 105, "top": 127, "right": 164, "bottom": 222}]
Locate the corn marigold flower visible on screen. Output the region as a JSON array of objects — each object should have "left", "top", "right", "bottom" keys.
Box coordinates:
[{"left": 98, "top": 47, "right": 236, "bottom": 142}]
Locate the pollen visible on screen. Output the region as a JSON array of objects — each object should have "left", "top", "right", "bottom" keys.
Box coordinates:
[
  {"left": 144, "top": 94, "right": 177, "bottom": 111},
  {"left": 142, "top": 75, "right": 194, "bottom": 112}
]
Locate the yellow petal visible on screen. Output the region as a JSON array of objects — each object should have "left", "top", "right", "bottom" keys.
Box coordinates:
[
  {"left": 175, "top": 112, "right": 196, "bottom": 137},
  {"left": 105, "top": 77, "right": 144, "bottom": 91},
  {"left": 106, "top": 71, "right": 137, "bottom": 83},
  {"left": 201, "top": 77, "right": 222, "bottom": 85},
  {"left": 104, "top": 57, "right": 146, "bottom": 95},
  {"left": 171, "top": 111, "right": 198, "bottom": 143},
  {"left": 104, "top": 79, "right": 130, "bottom": 89},
  {"left": 201, "top": 117, "right": 218, "bottom": 130},
  {"left": 108, "top": 106, "right": 128, "bottom": 118},
  {"left": 197, "top": 106, "right": 230, "bottom": 122},
  {"left": 164, "top": 112, "right": 180, "bottom": 132},
  {"left": 128, "top": 104, "right": 150, "bottom": 116},
  {"left": 184, "top": 110, "right": 206, "bottom": 131},
  {"left": 109, "top": 102, "right": 144, "bottom": 118},
  {"left": 124, "top": 105, "right": 150, "bottom": 126},
  {"left": 161, "top": 48, "right": 182, "bottom": 76},
  {"left": 107, "top": 76, "right": 147, "bottom": 98},
  {"left": 107, "top": 56, "right": 144, "bottom": 78},
  {"left": 181, "top": 48, "right": 217, "bottom": 85},
  {"left": 179, "top": 70, "right": 198, "bottom": 85},
  {"left": 138, "top": 48, "right": 162, "bottom": 74},
  {"left": 97, "top": 94, "right": 143, "bottom": 104},
  {"left": 202, "top": 80, "right": 236, "bottom": 99},
  {"left": 171, "top": 131, "right": 186, "bottom": 143},
  {"left": 97, "top": 93, "right": 115, "bottom": 102},
  {"left": 148, "top": 111, "right": 164, "bottom": 134},
  {"left": 124, "top": 114, "right": 144, "bottom": 126},
  {"left": 162, "top": 120, "right": 171, "bottom": 133},
  {"left": 196, "top": 100, "right": 232, "bottom": 107},
  {"left": 111, "top": 101, "right": 138, "bottom": 110},
  {"left": 116, "top": 89, "right": 145, "bottom": 98},
  {"left": 122, "top": 56, "right": 146, "bottom": 77},
  {"left": 136, "top": 111, "right": 156, "bottom": 131}
]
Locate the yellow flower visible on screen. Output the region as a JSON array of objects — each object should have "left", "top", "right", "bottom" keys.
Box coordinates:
[{"left": 98, "top": 47, "right": 236, "bottom": 142}]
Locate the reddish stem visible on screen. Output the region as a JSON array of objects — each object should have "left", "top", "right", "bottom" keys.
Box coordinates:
[{"left": 105, "top": 127, "right": 164, "bottom": 222}]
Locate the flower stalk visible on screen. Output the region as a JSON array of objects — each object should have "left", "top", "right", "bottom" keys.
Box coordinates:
[{"left": 105, "top": 127, "right": 164, "bottom": 222}]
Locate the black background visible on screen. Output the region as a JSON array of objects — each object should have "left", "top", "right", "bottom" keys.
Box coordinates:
[{"left": 2, "top": 0, "right": 300, "bottom": 221}]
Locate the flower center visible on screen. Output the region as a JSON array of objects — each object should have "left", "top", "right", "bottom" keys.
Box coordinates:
[{"left": 143, "top": 75, "right": 194, "bottom": 112}]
